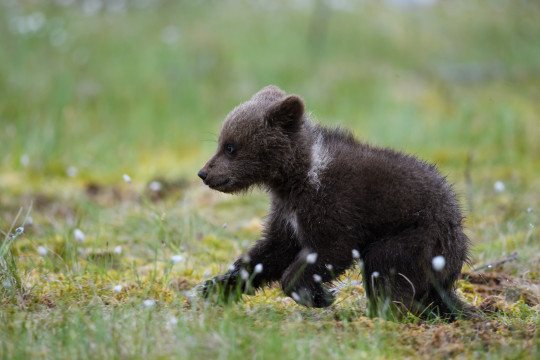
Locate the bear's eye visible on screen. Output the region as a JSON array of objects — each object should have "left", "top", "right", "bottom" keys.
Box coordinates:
[{"left": 225, "top": 144, "right": 236, "bottom": 155}]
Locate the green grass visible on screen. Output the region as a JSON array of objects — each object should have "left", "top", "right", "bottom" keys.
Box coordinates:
[{"left": 1, "top": 0, "right": 539, "bottom": 359}]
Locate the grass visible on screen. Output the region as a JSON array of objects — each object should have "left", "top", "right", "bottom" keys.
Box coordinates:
[{"left": 1, "top": 0, "right": 539, "bottom": 358}]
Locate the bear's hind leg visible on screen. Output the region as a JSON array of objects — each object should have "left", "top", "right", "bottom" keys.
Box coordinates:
[{"left": 361, "top": 227, "right": 468, "bottom": 319}]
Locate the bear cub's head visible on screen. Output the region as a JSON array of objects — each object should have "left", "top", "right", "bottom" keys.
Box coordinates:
[{"left": 198, "top": 85, "right": 306, "bottom": 193}]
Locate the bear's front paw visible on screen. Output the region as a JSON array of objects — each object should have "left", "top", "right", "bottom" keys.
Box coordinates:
[
  {"left": 290, "top": 286, "right": 334, "bottom": 308},
  {"left": 196, "top": 271, "right": 251, "bottom": 303}
]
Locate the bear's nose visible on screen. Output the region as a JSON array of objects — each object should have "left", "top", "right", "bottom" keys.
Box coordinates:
[{"left": 197, "top": 170, "right": 207, "bottom": 180}]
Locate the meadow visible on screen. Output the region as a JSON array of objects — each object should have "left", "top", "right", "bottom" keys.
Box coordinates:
[{"left": 1, "top": 0, "right": 539, "bottom": 358}]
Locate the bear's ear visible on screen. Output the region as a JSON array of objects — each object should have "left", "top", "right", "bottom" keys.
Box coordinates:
[{"left": 265, "top": 95, "right": 305, "bottom": 132}]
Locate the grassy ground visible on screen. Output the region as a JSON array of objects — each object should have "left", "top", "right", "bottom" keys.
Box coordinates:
[{"left": 1, "top": 0, "right": 539, "bottom": 359}]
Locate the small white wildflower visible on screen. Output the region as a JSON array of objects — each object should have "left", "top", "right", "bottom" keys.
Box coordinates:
[
  {"left": 372, "top": 271, "right": 380, "bottom": 278},
  {"left": 26, "top": 216, "right": 33, "bottom": 225},
  {"left": 203, "top": 269, "right": 211, "bottom": 277},
  {"left": 352, "top": 249, "right": 360, "bottom": 259},
  {"left": 291, "top": 292, "right": 300, "bottom": 302},
  {"left": 26, "top": 12, "right": 45, "bottom": 32},
  {"left": 50, "top": 28, "right": 67, "bottom": 47},
  {"left": 171, "top": 255, "right": 183, "bottom": 264},
  {"left": 254, "top": 263, "right": 263, "bottom": 274},
  {"left": 149, "top": 181, "right": 162, "bottom": 192},
  {"left": 241, "top": 240, "right": 250, "bottom": 248},
  {"left": 242, "top": 254, "right": 251, "bottom": 263},
  {"left": 123, "top": 174, "right": 132, "bottom": 183},
  {"left": 326, "top": 264, "right": 334, "bottom": 271},
  {"left": 113, "top": 245, "right": 122, "bottom": 255},
  {"left": 66, "top": 166, "right": 78, "bottom": 177},
  {"left": 494, "top": 181, "right": 505, "bottom": 193},
  {"left": 14, "top": 226, "right": 24, "bottom": 237},
  {"left": 142, "top": 299, "right": 155, "bottom": 308},
  {"left": 168, "top": 316, "right": 178, "bottom": 325},
  {"left": 228, "top": 264, "right": 236, "bottom": 271},
  {"left": 113, "top": 285, "right": 122, "bottom": 293},
  {"left": 313, "top": 274, "right": 322, "bottom": 283},
  {"left": 432, "top": 256, "right": 446, "bottom": 271},
  {"left": 37, "top": 246, "right": 48, "bottom": 256},
  {"left": 161, "top": 25, "right": 180, "bottom": 44},
  {"left": 526, "top": 208, "right": 533, "bottom": 213},
  {"left": 222, "top": 222, "right": 228, "bottom": 229},
  {"left": 240, "top": 269, "right": 249, "bottom": 281},
  {"left": 306, "top": 252, "right": 318, "bottom": 264},
  {"left": 20, "top": 154, "right": 29, "bottom": 167},
  {"left": 74, "top": 228, "right": 85, "bottom": 243}
]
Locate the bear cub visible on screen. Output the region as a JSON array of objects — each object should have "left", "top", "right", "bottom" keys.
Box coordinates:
[{"left": 198, "top": 85, "right": 472, "bottom": 318}]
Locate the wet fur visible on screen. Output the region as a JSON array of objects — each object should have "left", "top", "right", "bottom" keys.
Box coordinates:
[{"left": 198, "top": 85, "right": 473, "bottom": 318}]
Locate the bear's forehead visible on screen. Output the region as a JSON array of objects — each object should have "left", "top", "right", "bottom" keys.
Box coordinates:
[{"left": 221, "top": 101, "right": 265, "bottom": 134}]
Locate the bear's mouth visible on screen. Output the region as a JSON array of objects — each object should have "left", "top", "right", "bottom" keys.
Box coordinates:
[{"left": 208, "top": 178, "right": 231, "bottom": 191}]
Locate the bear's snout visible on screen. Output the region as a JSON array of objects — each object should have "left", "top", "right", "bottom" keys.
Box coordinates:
[{"left": 197, "top": 170, "right": 207, "bottom": 181}]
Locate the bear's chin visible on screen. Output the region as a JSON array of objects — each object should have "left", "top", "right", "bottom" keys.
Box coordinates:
[
  {"left": 207, "top": 178, "right": 243, "bottom": 193},
  {"left": 210, "top": 181, "right": 251, "bottom": 195}
]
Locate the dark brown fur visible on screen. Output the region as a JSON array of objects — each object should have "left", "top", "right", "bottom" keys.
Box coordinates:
[{"left": 198, "top": 85, "right": 473, "bottom": 318}]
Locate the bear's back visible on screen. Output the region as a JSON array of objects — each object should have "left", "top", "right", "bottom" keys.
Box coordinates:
[{"left": 313, "top": 125, "right": 461, "bottom": 231}]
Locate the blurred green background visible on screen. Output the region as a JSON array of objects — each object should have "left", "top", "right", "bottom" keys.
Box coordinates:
[
  {"left": 1, "top": 0, "right": 539, "bottom": 185},
  {"left": 1, "top": 3, "right": 539, "bottom": 357}
]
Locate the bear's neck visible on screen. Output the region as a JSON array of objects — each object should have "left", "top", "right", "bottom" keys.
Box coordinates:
[{"left": 267, "top": 121, "right": 322, "bottom": 199}]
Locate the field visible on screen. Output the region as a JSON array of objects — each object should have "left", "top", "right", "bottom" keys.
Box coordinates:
[{"left": 1, "top": 0, "right": 539, "bottom": 358}]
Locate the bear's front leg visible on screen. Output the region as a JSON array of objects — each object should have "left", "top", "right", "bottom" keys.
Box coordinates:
[
  {"left": 200, "top": 220, "right": 301, "bottom": 301},
  {"left": 280, "top": 248, "right": 355, "bottom": 308}
]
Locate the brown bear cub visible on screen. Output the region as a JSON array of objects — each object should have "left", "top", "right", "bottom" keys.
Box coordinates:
[{"left": 198, "top": 85, "right": 473, "bottom": 318}]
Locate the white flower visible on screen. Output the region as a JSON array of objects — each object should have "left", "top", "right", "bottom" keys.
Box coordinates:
[
  {"left": 74, "top": 228, "right": 85, "bottom": 243},
  {"left": 113, "top": 245, "right": 122, "bottom": 255},
  {"left": 149, "top": 181, "right": 162, "bottom": 192},
  {"left": 37, "top": 246, "right": 48, "bottom": 256},
  {"left": 352, "top": 249, "right": 360, "bottom": 259},
  {"left": 171, "top": 255, "right": 183, "bottom": 264},
  {"left": 161, "top": 25, "right": 180, "bottom": 44},
  {"left": 142, "top": 299, "right": 155, "bottom": 308},
  {"left": 203, "top": 269, "right": 211, "bottom": 278},
  {"left": 254, "top": 263, "right": 263, "bottom": 274},
  {"left": 372, "top": 271, "right": 380, "bottom": 278},
  {"left": 526, "top": 208, "right": 532, "bottom": 213},
  {"left": 13, "top": 227, "right": 24, "bottom": 237},
  {"left": 494, "top": 181, "right": 505, "bottom": 193},
  {"left": 113, "top": 285, "right": 122, "bottom": 293},
  {"left": 228, "top": 264, "right": 236, "bottom": 271},
  {"left": 20, "top": 154, "right": 29, "bottom": 167},
  {"left": 168, "top": 316, "right": 178, "bottom": 325},
  {"left": 66, "top": 166, "right": 78, "bottom": 177},
  {"left": 326, "top": 264, "right": 334, "bottom": 271},
  {"left": 222, "top": 222, "right": 228, "bottom": 229},
  {"left": 240, "top": 269, "right": 249, "bottom": 281},
  {"left": 432, "top": 256, "right": 446, "bottom": 271},
  {"left": 123, "top": 174, "right": 132, "bottom": 183},
  {"left": 241, "top": 240, "right": 250, "bottom": 248},
  {"left": 306, "top": 252, "right": 318, "bottom": 264},
  {"left": 291, "top": 292, "right": 300, "bottom": 302},
  {"left": 313, "top": 274, "right": 322, "bottom": 283},
  {"left": 242, "top": 254, "right": 251, "bottom": 263}
]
